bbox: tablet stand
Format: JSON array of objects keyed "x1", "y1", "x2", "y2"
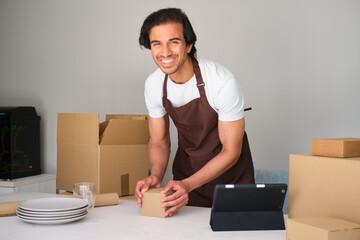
[{"x1": 210, "y1": 209, "x2": 285, "y2": 231}]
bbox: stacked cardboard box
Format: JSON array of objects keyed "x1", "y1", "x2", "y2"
[
  {"x1": 57, "y1": 113, "x2": 150, "y2": 196},
  {"x1": 287, "y1": 138, "x2": 360, "y2": 239},
  {"x1": 312, "y1": 138, "x2": 360, "y2": 158},
  {"x1": 287, "y1": 217, "x2": 360, "y2": 240}
]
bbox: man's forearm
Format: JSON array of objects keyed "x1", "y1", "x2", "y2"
[
  {"x1": 182, "y1": 147, "x2": 241, "y2": 192},
  {"x1": 148, "y1": 142, "x2": 170, "y2": 181}
]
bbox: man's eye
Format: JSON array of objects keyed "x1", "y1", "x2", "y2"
[{"x1": 170, "y1": 41, "x2": 179, "y2": 45}]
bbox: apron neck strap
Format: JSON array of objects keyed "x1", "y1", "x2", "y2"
[
  {"x1": 163, "y1": 58, "x2": 206, "y2": 98},
  {"x1": 192, "y1": 58, "x2": 206, "y2": 97}
]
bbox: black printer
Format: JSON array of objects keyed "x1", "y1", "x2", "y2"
[{"x1": 0, "y1": 107, "x2": 41, "y2": 179}]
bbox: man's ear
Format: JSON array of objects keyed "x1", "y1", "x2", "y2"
[{"x1": 187, "y1": 44, "x2": 193, "y2": 53}]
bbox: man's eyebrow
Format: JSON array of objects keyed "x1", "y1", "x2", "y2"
[
  {"x1": 150, "y1": 38, "x2": 181, "y2": 44},
  {"x1": 150, "y1": 40, "x2": 160, "y2": 44}
]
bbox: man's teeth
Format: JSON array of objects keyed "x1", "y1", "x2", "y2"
[{"x1": 162, "y1": 59, "x2": 174, "y2": 63}]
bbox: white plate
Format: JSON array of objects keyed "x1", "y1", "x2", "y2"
[
  {"x1": 17, "y1": 212, "x2": 87, "y2": 225},
  {"x1": 17, "y1": 205, "x2": 87, "y2": 216},
  {"x1": 17, "y1": 210, "x2": 87, "y2": 221},
  {"x1": 17, "y1": 208, "x2": 87, "y2": 218},
  {"x1": 18, "y1": 198, "x2": 88, "y2": 212}
]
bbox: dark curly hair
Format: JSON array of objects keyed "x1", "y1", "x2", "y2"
[{"x1": 139, "y1": 8, "x2": 197, "y2": 59}]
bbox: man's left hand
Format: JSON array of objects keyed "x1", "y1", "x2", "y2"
[{"x1": 160, "y1": 180, "x2": 190, "y2": 217}]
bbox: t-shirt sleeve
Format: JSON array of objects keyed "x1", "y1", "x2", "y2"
[
  {"x1": 144, "y1": 75, "x2": 167, "y2": 118},
  {"x1": 215, "y1": 76, "x2": 245, "y2": 121}
]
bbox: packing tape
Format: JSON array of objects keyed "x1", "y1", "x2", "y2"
[
  {"x1": 0, "y1": 201, "x2": 21, "y2": 217},
  {"x1": 94, "y1": 193, "x2": 119, "y2": 207}
]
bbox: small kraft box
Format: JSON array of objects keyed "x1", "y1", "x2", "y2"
[
  {"x1": 57, "y1": 113, "x2": 150, "y2": 196},
  {"x1": 312, "y1": 138, "x2": 360, "y2": 158},
  {"x1": 288, "y1": 154, "x2": 360, "y2": 224},
  {"x1": 287, "y1": 216, "x2": 360, "y2": 240},
  {"x1": 141, "y1": 188, "x2": 174, "y2": 218}
]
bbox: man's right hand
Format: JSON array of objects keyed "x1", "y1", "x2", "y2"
[{"x1": 135, "y1": 175, "x2": 162, "y2": 207}]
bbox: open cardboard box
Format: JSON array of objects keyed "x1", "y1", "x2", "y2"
[{"x1": 57, "y1": 113, "x2": 150, "y2": 196}]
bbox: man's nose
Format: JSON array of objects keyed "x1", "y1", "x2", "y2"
[{"x1": 161, "y1": 44, "x2": 171, "y2": 57}]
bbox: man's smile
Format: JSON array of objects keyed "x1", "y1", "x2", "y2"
[{"x1": 161, "y1": 58, "x2": 174, "y2": 64}]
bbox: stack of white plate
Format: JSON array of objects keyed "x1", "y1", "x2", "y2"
[{"x1": 16, "y1": 197, "x2": 88, "y2": 224}]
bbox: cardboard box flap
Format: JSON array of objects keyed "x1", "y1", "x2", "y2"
[
  {"x1": 100, "y1": 118, "x2": 150, "y2": 145},
  {"x1": 57, "y1": 113, "x2": 99, "y2": 144},
  {"x1": 105, "y1": 114, "x2": 148, "y2": 121},
  {"x1": 99, "y1": 120, "x2": 109, "y2": 138}
]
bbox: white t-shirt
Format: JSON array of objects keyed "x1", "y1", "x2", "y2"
[{"x1": 144, "y1": 58, "x2": 245, "y2": 122}]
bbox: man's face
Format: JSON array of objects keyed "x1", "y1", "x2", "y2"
[{"x1": 149, "y1": 22, "x2": 192, "y2": 77}]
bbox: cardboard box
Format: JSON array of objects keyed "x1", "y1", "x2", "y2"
[
  {"x1": 312, "y1": 138, "x2": 360, "y2": 158},
  {"x1": 288, "y1": 154, "x2": 360, "y2": 224},
  {"x1": 141, "y1": 188, "x2": 174, "y2": 218},
  {"x1": 287, "y1": 217, "x2": 360, "y2": 240},
  {"x1": 57, "y1": 113, "x2": 150, "y2": 196}
]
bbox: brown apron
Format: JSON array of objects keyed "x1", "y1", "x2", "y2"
[{"x1": 162, "y1": 58, "x2": 254, "y2": 207}]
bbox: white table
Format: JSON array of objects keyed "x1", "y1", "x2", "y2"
[{"x1": 0, "y1": 193, "x2": 287, "y2": 240}]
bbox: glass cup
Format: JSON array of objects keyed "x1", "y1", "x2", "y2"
[{"x1": 73, "y1": 182, "x2": 96, "y2": 209}]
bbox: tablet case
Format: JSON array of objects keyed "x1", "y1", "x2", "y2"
[{"x1": 210, "y1": 183, "x2": 287, "y2": 231}]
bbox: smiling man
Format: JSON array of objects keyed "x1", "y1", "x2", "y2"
[{"x1": 135, "y1": 8, "x2": 255, "y2": 217}]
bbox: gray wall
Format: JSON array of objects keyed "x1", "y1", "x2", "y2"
[{"x1": 1, "y1": 0, "x2": 359, "y2": 185}]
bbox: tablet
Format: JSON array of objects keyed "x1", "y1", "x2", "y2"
[{"x1": 210, "y1": 183, "x2": 287, "y2": 231}]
